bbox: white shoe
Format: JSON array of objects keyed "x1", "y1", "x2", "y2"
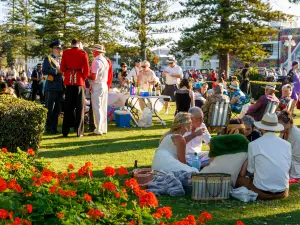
[{"x1": 164, "y1": 110, "x2": 168, "y2": 115}]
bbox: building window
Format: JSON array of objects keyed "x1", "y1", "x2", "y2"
[
  {"x1": 193, "y1": 60, "x2": 196, "y2": 67},
  {"x1": 185, "y1": 60, "x2": 192, "y2": 67},
  {"x1": 262, "y1": 44, "x2": 273, "y2": 55}
]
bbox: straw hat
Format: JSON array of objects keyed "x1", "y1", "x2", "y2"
[
  {"x1": 229, "y1": 81, "x2": 240, "y2": 90},
  {"x1": 263, "y1": 83, "x2": 278, "y2": 92},
  {"x1": 91, "y1": 44, "x2": 106, "y2": 53},
  {"x1": 254, "y1": 113, "x2": 284, "y2": 132}
]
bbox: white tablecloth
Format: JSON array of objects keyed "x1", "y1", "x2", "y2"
[{"x1": 108, "y1": 92, "x2": 168, "y2": 112}]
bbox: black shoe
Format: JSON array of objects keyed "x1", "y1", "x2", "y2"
[
  {"x1": 45, "y1": 129, "x2": 53, "y2": 134},
  {"x1": 52, "y1": 129, "x2": 60, "y2": 134},
  {"x1": 62, "y1": 134, "x2": 68, "y2": 137}
]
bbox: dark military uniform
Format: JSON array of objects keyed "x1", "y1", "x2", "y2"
[
  {"x1": 31, "y1": 64, "x2": 43, "y2": 101},
  {"x1": 42, "y1": 41, "x2": 64, "y2": 134}
]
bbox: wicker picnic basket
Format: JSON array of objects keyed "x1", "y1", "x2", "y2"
[{"x1": 192, "y1": 173, "x2": 231, "y2": 200}]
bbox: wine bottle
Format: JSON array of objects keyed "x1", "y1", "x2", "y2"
[
  {"x1": 152, "y1": 85, "x2": 156, "y2": 96},
  {"x1": 131, "y1": 160, "x2": 138, "y2": 178}
]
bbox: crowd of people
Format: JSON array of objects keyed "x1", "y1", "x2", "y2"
[{"x1": 1, "y1": 40, "x2": 300, "y2": 201}]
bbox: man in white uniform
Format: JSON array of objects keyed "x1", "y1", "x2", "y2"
[
  {"x1": 90, "y1": 44, "x2": 109, "y2": 136},
  {"x1": 162, "y1": 56, "x2": 183, "y2": 114},
  {"x1": 184, "y1": 107, "x2": 211, "y2": 166},
  {"x1": 126, "y1": 58, "x2": 142, "y2": 86},
  {"x1": 236, "y1": 113, "x2": 291, "y2": 200},
  {"x1": 7, "y1": 65, "x2": 18, "y2": 87}
]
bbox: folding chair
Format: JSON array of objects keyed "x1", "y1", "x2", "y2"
[
  {"x1": 231, "y1": 95, "x2": 251, "y2": 119},
  {"x1": 208, "y1": 101, "x2": 230, "y2": 134},
  {"x1": 264, "y1": 101, "x2": 279, "y2": 115}
]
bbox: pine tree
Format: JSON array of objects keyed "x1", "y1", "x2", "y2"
[
  {"x1": 81, "y1": 0, "x2": 120, "y2": 46},
  {"x1": 176, "y1": 0, "x2": 291, "y2": 77},
  {"x1": 0, "y1": 0, "x2": 36, "y2": 69},
  {"x1": 120, "y1": 0, "x2": 178, "y2": 60}
]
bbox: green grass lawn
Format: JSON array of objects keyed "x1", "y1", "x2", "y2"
[{"x1": 39, "y1": 105, "x2": 300, "y2": 225}]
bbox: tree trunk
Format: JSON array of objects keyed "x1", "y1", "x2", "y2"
[
  {"x1": 140, "y1": 0, "x2": 147, "y2": 60},
  {"x1": 94, "y1": 0, "x2": 100, "y2": 44},
  {"x1": 219, "y1": 52, "x2": 229, "y2": 80},
  {"x1": 219, "y1": 0, "x2": 230, "y2": 80},
  {"x1": 24, "y1": 0, "x2": 28, "y2": 72}
]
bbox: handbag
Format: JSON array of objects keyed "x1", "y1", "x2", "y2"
[
  {"x1": 192, "y1": 173, "x2": 231, "y2": 200},
  {"x1": 297, "y1": 100, "x2": 300, "y2": 110}
]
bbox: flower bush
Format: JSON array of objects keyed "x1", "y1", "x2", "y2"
[{"x1": 0, "y1": 148, "x2": 243, "y2": 225}]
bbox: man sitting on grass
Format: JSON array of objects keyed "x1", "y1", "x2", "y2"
[
  {"x1": 236, "y1": 113, "x2": 291, "y2": 200},
  {"x1": 184, "y1": 107, "x2": 211, "y2": 167}
]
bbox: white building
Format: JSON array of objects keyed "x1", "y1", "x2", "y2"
[
  {"x1": 27, "y1": 57, "x2": 43, "y2": 71},
  {"x1": 152, "y1": 48, "x2": 219, "y2": 71}
]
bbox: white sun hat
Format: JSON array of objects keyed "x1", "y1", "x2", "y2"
[{"x1": 254, "y1": 113, "x2": 284, "y2": 132}]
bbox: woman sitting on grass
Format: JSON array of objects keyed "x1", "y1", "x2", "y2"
[
  {"x1": 152, "y1": 112, "x2": 200, "y2": 173},
  {"x1": 278, "y1": 111, "x2": 300, "y2": 179}
]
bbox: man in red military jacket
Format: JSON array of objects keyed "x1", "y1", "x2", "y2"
[{"x1": 60, "y1": 39, "x2": 90, "y2": 137}]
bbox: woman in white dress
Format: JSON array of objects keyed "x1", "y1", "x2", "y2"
[
  {"x1": 278, "y1": 111, "x2": 300, "y2": 178},
  {"x1": 152, "y1": 112, "x2": 199, "y2": 173}
]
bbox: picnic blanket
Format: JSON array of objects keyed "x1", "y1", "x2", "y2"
[{"x1": 146, "y1": 171, "x2": 193, "y2": 197}]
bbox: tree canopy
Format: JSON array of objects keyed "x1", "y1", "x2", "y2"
[{"x1": 175, "y1": 0, "x2": 291, "y2": 77}]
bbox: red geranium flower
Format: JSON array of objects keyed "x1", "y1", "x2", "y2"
[
  {"x1": 0, "y1": 209, "x2": 8, "y2": 219},
  {"x1": 156, "y1": 207, "x2": 172, "y2": 219},
  {"x1": 57, "y1": 212, "x2": 64, "y2": 220},
  {"x1": 11, "y1": 217, "x2": 22, "y2": 225},
  {"x1": 8, "y1": 211, "x2": 13, "y2": 220},
  {"x1": 68, "y1": 164, "x2": 75, "y2": 170},
  {"x1": 118, "y1": 166, "x2": 129, "y2": 176},
  {"x1": 128, "y1": 220, "x2": 135, "y2": 225},
  {"x1": 0, "y1": 177, "x2": 7, "y2": 192},
  {"x1": 235, "y1": 221, "x2": 244, "y2": 225},
  {"x1": 84, "y1": 193, "x2": 92, "y2": 201},
  {"x1": 184, "y1": 215, "x2": 196, "y2": 225},
  {"x1": 103, "y1": 166, "x2": 116, "y2": 177},
  {"x1": 124, "y1": 178, "x2": 140, "y2": 194},
  {"x1": 1, "y1": 148, "x2": 8, "y2": 153},
  {"x1": 85, "y1": 162, "x2": 93, "y2": 167},
  {"x1": 27, "y1": 148, "x2": 35, "y2": 156},
  {"x1": 115, "y1": 192, "x2": 120, "y2": 198},
  {"x1": 201, "y1": 212, "x2": 212, "y2": 220},
  {"x1": 152, "y1": 213, "x2": 162, "y2": 219},
  {"x1": 27, "y1": 204, "x2": 33, "y2": 213},
  {"x1": 102, "y1": 182, "x2": 116, "y2": 192},
  {"x1": 86, "y1": 209, "x2": 103, "y2": 220},
  {"x1": 139, "y1": 191, "x2": 158, "y2": 208},
  {"x1": 22, "y1": 219, "x2": 32, "y2": 225},
  {"x1": 69, "y1": 173, "x2": 76, "y2": 180}
]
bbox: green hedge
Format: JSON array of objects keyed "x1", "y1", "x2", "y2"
[
  {"x1": 0, "y1": 95, "x2": 47, "y2": 153},
  {"x1": 205, "y1": 81, "x2": 282, "y2": 100}
]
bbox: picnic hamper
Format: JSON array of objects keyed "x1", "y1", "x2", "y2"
[{"x1": 192, "y1": 173, "x2": 231, "y2": 200}]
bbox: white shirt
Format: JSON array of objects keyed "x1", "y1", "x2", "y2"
[
  {"x1": 282, "y1": 70, "x2": 287, "y2": 77},
  {"x1": 248, "y1": 132, "x2": 291, "y2": 192},
  {"x1": 288, "y1": 126, "x2": 300, "y2": 178},
  {"x1": 164, "y1": 64, "x2": 183, "y2": 85},
  {"x1": 91, "y1": 55, "x2": 109, "y2": 83},
  {"x1": 127, "y1": 66, "x2": 141, "y2": 83},
  {"x1": 7, "y1": 69, "x2": 18, "y2": 80},
  {"x1": 184, "y1": 123, "x2": 211, "y2": 155}
]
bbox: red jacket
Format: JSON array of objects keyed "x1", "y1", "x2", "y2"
[
  {"x1": 60, "y1": 47, "x2": 90, "y2": 87},
  {"x1": 106, "y1": 57, "x2": 113, "y2": 90}
]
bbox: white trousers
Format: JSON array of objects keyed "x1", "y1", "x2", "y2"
[{"x1": 91, "y1": 82, "x2": 108, "y2": 134}]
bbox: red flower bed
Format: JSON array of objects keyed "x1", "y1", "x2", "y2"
[{"x1": 0, "y1": 148, "x2": 245, "y2": 225}]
